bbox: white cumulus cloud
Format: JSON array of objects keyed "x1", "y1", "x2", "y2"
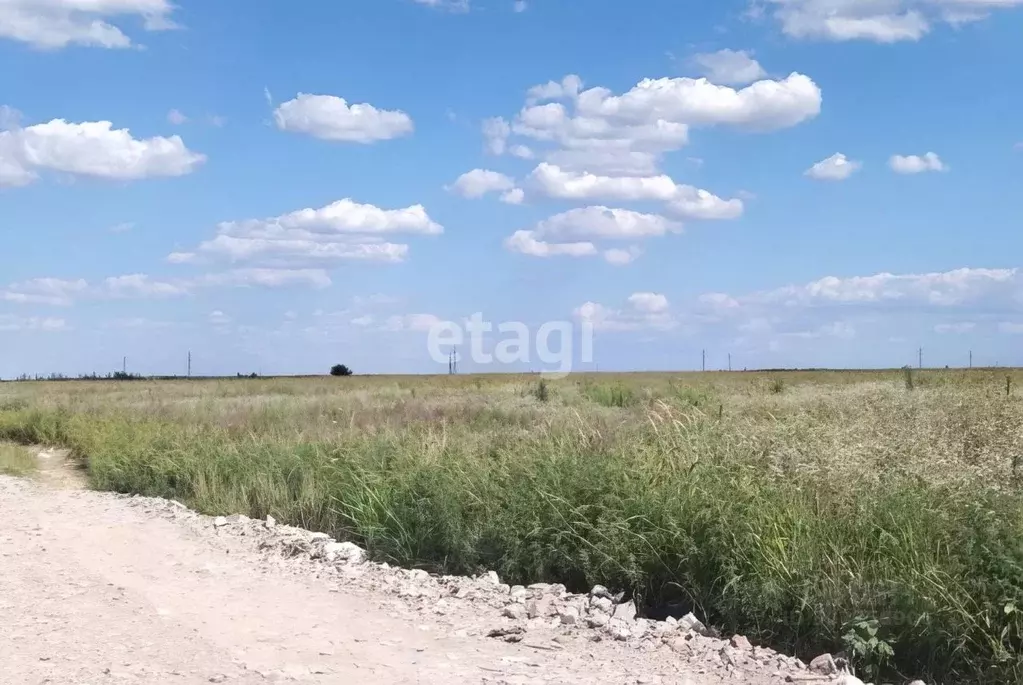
[
  {"x1": 273, "y1": 93, "x2": 413, "y2": 143},
  {"x1": 763, "y1": 0, "x2": 1023, "y2": 43},
  {"x1": 889, "y1": 152, "x2": 947, "y2": 174},
  {"x1": 0, "y1": 117, "x2": 205, "y2": 187},
  {"x1": 691, "y1": 49, "x2": 767, "y2": 85},
  {"x1": 176, "y1": 199, "x2": 441, "y2": 268},
  {"x1": 504, "y1": 230, "x2": 597, "y2": 258},
  {"x1": 526, "y1": 163, "x2": 743, "y2": 220},
  {"x1": 489, "y1": 70, "x2": 821, "y2": 175},
  {"x1": 805, "y1": 152, "x2": 862, "y2": 180},
  {"x1": 447, "y1": 169, "x2": 515, "y2": 198},
  {"x1": 0, "y1": 0, "x2": 177, "y2": 50}
]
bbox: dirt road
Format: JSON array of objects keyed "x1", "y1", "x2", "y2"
[{"x1": 0, "y1": 467, "x2": 804, "y2": 685}]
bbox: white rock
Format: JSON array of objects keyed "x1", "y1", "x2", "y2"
[
  {"x1": 213, "y1": 516, "x2": 228, "y2": 528},
  {"x1": 484, "y1": 571, "x2": 500, "y2": 585},
  {"x1": 835, "y1": 676, "x2": 866, "y2": 685},
  {"x1": 586, "y1": 614, "x2": 609, "y2": 628},
  {"x1": 590, "y1": 596, "x2": 613, "y2": 613},
  {"x1": 612, "y1": 600, "x2": 637, "y2": 622},
  {"x1": 678, "y1": 612, "x2": 708, "y2": 636},
  {"x1": 408, "y1": 569, "x2": 429, "y2": 581},
  {"x1": 264, "y1": 515, "x2": 276, "y2": 528},
  {"x1": 590, "y1": 584, "x2": 612, "y2": 599},
  {"x1": 607, "y1": 621, "x2": 631, "y2": 641},
  {"x1": 558, "y1": 606, "x2": 580, "y2": 625},
  {"x1": 309, "y1": 532, "x2": 330, "y2": 543},
  {"x1": 808, "y1": 653, "x2": 837, "y2": 675},
  {"x1": 323, "y1": 541, "x2": 365, "y2": 563},
  {"x1": 502, "y1": 604, "x2": 527, "y2": 620},
  {"x1": 226, "y1": 514, "x2": 250, "y2": 524}
]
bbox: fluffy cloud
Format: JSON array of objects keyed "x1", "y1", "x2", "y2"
[
  {"x1": 167, "y1": 109, "x2": 187, "y2": 125},
  {"x1": 0, "y1": 0, "x2": 176, "y2": 49},
  {"x1": 805, "y1": 152, "x2": 862, "y2": 180},
  {"x1": 506, "y1": 207, "x2": 689, "y2": 262},
  {"x1": 0, "y1": 315, "x2": 68, "y2": 332},
  {"x1": 504, "y1": 230, "x2": 597, "y2": 258},
  {"x1": 273, "y1": 94, "x2": 414, "y2": 143},
  {"x1": 889, "y1": 152, "x2": 947, "y2": 174},
  {"x1": 533, "y1": 206, "x2": 680, "y2": 241},
  {"x1": 175, "y1": 199, "x2": 441, "y2": 268},
  {"x1": 603, "y1": 246, "x2": 642, "y2": 265},
  {"x1": 690, "y1": 49, "x2": 767, "y2": 85},
  {"x1": 1, "y1": 277, "x2": 88, "y2": 305},
  {"x1": 0, "y1": 117, "x2": 205, "y2": 187},
  {"x1": 574, "y1": 292, "x2": 675, "y2": 331},
  {"x1": 628, "y1": 292, "x2": 669, "y2": 313},
  {"x1": 103, "y1": 274, "x2": 188, "y2": 298},
  {"x1": 2, "y1": 268, "x2": 333, "y2": 307},
  {"x1": 447, "y1": 169, "x2": 515, "y2": 198},
  {"x1": 489, "y1": 71, "x2": 820, "y2": 174},
  {"x1": 526, "y1": 163, "x2": 744, "y2": 219},
  {"x1": 764, "y1": 0, "x2": 1023, "y2": 43},
  {"x1": 733, "y1": 267, "x2": 1018, "y2": 308}
]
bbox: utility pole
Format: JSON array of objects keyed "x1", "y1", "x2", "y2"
[
  {"x1": 187, "y1": 351, "x2": 192, "y2": 378},
  {"x1": 701, "y1": 349, "x2": 706, "y2": 372},
  {"x1": 918, "y1": 347, "x2": 923, "y2": 370},
  {"x1": 123, "y1": 356, "x2": 127, "y2": 374},
  {"x1": 969, "y1": 350, "x2": 972, "y2": 369},
  {"x1": 728, "y1": 353, "x2": 732, "y2": 372}
]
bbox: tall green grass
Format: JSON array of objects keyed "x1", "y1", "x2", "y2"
[{"x1": 2, "y1": 372, "x2": 1023, "y2": 682}]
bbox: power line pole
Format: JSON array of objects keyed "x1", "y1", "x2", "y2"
[
  {"x1": 728, "y1": 353, "x2": 732, "y2": 372},
  {"x1": 122, "y1": 356, "x2": 126, "y2": 374},
  {"x1": 187, "y1": 351, "x2": 192, "y2": 378},
  {"x1": 969, "y1": 350, "x2": 972, "y2": 369},
  {"x1": 918, "y1": 347, "x2": 923, "y2": 370},
  {"x1": 701, "y1": 349, "x2": 706, "y2": 372}
]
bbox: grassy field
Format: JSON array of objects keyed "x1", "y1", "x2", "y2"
[{"x1": 2, "y1": 369, "x2": 1023, "y2": 683}]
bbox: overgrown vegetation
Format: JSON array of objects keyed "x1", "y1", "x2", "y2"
[{"x1": 2, "y1": 369, "x2": 1023, "y2": 683}]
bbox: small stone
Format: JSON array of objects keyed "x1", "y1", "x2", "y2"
[
  {"x1": 612, "y1": 600, "x2": 637, "y2": 622},
  {"x1": 484, "y1": 571, "x2": 500, "y2": 585},
  {"x1": 607, "y1": 620, "x2": 631, "y2": 641},
  {"x1": 558, "y1": 606, "x2": 579, "y2": 625},
  {"x1": 668, "y1": 636, "x2": 692, "y2": 654},
  {"x1": 509, "y1": 585, "x2": 528, "y2": 600},
  {"x1": 309, "y1": 532, "x2": 330, "y2": 543},
  {"x1": 730, "y1": 635, "x2": 753, "y2": 651},
  {"x1": 324, "y1": 541, "x2": 365, "y2": 563},
  {"x1": 590, "y1": 596, "x2": 613, "y2": 613},
  {"x1": 527, "y1": 583, "x2": 550, "y2": 591},
  {"x1": 907, "y1": 681, "x2": 927, "y2": 685},
  {"x1": 264, "y1": 515, "x2": 276, "y2": 528},
  {"x1": 590, "y1": 584, "x2": 612, "y2": 599},
  {"x1": 547, "y1": 583, "x2": 567, "y2": 596},
  {"x1": 524, "y1": 599, "x2": 540, "y2": 619},
  {"x1": 502, "y1": 604, "x2": 527, "y2": 620},
  {"x1": 678, "y1": 612, "x2": 708, "y2": 636},
  {"x1": 208, "y1": 676, "x2": 227, "y2": 683},
  {"x1": 808, "y1": 653, "x2": 837, "y2": 676},
  {"x1": 213, "y1": 516, "x2": 227, "y2": 528},
  {"x1": 408, "y1": 569, "x2": 429, "y2": 581},
  {"x1": 586, "y1": 613, "x2": 609, "y2": 628},
  {"x1": 226, "y1": 514, "x2": 249, "y2": 524}
]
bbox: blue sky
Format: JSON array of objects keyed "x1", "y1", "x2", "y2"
[{"x1": 1, "y1": 0, "x2": 1022, "y2": 377}]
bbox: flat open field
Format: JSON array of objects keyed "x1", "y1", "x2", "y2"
[{"x1": 3, "y1": 369, "x2": 1023, "y2": 683}]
